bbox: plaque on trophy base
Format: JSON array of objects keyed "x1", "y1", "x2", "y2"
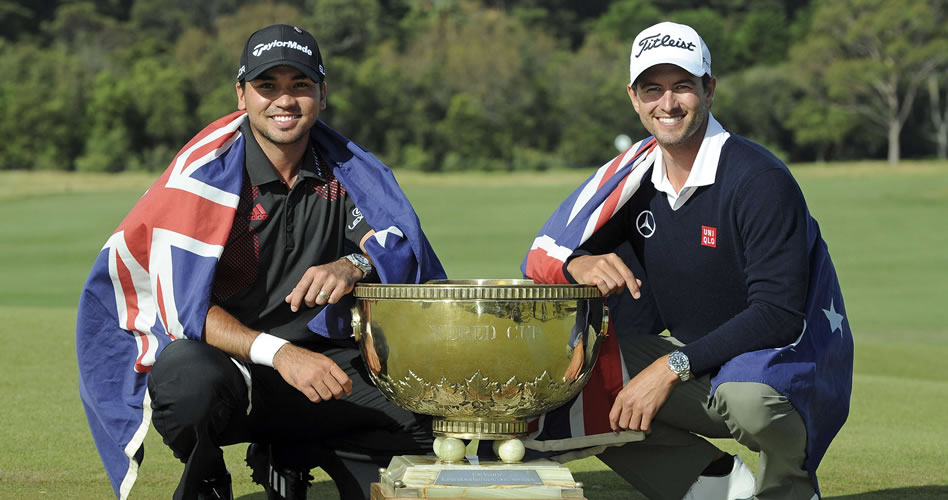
[{"x1": 372, "y1": 455, "x2": 586, "y2": 499}]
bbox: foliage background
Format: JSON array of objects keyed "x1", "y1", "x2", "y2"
[
  {"x1": 2, "y1": 1, "x2": 948, "y2": 498},
  {"x1": 2, "y1": 0, "x2": 947, "y2": 174}
]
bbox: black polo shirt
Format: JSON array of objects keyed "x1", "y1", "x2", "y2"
[{"x1": 211, "y1": 120, "x2": 372, "y2": 344}]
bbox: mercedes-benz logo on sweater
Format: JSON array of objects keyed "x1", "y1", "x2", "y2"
[{"x1": 636, "y1": 210, "x2": 656, "y2": 238}]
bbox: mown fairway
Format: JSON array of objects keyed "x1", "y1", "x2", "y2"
[{"x1": 0, "y1": 165, "x2": 946, "y2": 499}]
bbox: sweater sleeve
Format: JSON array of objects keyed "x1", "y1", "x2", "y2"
[
  {"x1": 566, "y1": 204, "x2": 666, "y2": 337},
  {"x1": 679, "y1": 168, "x2": 809, "y2": 375}
]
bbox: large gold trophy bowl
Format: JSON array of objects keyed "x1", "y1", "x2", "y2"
[{"x1": 352, "y1": 279, "x2": 607, "y2": 499}]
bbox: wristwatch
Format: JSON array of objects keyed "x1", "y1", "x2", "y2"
[
  {"x1": 344, "y1": 253, "x2": 373, "y2": 277},
  {"x1": 668, "y1": 350, "x2": 692, "y2": 382}
]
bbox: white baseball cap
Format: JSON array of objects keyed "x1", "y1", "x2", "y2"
[{"x1": 629, "y1": 22, "x2": 711, "y2": 86}]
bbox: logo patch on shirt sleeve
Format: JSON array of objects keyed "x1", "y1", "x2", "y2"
[{"x1": 701, "y1": 226, "x2": 717, "y2": 247}]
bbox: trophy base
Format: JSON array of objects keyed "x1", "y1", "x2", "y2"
[{"x1": 374, "y1": 455, "x2": 586, "y2": 499}]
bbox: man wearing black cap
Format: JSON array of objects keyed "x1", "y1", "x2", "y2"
[{"x1": 141, "y1": 24, "x2": 440, "y2": 500}]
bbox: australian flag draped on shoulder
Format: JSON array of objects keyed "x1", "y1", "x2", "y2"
[
  {"x1": 517, "y1": 138, "x2": 659, "y2": 458},
  {"x1": 76, "y1": 111, "x2": 445, "y2": 499},
  {"x1": 521, "y1": 136, "x2": 853, "y2": 493}
]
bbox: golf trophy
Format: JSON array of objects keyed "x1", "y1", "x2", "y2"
[{"x1": 351, "y1": 279, "x2": 610, "y2": 499}]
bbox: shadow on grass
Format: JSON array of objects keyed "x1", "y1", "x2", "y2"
[
  {"x1": 236, "y1": 480, "x2": 340, "y2": 499},
  {"x1": 236, "y1": 474, "x2": 642, "y2": 500},
  {"x1": 569, "y1": 470, "x2": 648, "y2": 500},
  {"x1": 827, "y1": 485, "x2": 948, "y2": 499},
  {"x1": 235, "y1": 478, "x2": 948, "y2": 500}
]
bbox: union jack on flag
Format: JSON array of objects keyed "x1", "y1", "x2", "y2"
[
  {"x1": 518, "y1": 138, "x2": 659, "y2": 455},
  {"x1": 77, "y1": 111, "x2": 445, "y2": 498}
]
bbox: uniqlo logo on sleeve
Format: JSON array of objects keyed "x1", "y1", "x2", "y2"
[{"x1": 701, "y1": 226, "x2": 717, "y2": 247}]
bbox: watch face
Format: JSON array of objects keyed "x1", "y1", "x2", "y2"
[{"x1": 669, "y1": 351, "x2": 689, "y2": 374}]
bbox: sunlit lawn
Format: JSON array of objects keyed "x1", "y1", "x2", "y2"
[{"x1": 1, "y1": 163, "x2": 946, "y2": 498}]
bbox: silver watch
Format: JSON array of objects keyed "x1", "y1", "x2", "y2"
[
  {"x1": 668, "y1": 350, "x2": 692, "y2": 382},
  {"x1": 344, "y1": 253, "x2": 373, "y2": 277}
]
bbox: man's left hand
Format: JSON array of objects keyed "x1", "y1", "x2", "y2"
[
  {"x1": 608, "y1": 354, "x2": 679, "y2": 433},
  {"x1": 285, "y1": 259, "x2": 364, "y2": 311}
]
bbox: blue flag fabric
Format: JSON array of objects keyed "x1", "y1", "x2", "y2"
[
  {"x1": 76, "y1": 111, "x2": 445, "y2": 498},
  {"x1": 522, "y1": 137, "x2": 852, "y2": 495}
]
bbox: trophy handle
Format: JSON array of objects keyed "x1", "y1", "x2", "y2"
[
  {"x1": 601, "y1": 304, "x2": 609, "y2": 337},
  {"x1": 350, "y1": 306, "x2": 362, "y2": 342}
]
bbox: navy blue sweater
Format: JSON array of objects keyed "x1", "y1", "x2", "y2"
[{"x1": 571, "y1": 136, "x2": 809, "y2": 375}]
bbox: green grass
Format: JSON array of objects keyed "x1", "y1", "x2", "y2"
[{"x1": 0, "y1": 164, "x2": 946, "y2": 499}]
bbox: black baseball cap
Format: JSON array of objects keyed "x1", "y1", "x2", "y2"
[{"x1": 237, "y1": 24, "x2": 325, "y2": 83}]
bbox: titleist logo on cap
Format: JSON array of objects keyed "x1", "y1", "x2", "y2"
[
  {"x1": 634, "y1": 33, "x2": 696, "y2": 58},
  {"x1": 252, "y1": 39, "x2": 313, "y2": 57}
]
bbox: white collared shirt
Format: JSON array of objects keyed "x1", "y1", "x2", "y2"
[{"x1": 651, "y1": 113, "x2": 730, "y2": 210}]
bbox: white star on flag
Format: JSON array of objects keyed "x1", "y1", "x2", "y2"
[
  {"x1": 822, "y1": 299, "x2": 845, "y2": 336},
  {"x1": 372, "y1": 226, "x2": 404, "y2": 248}
]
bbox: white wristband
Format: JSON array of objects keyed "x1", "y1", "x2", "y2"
[{"x1": 249, "y1": 333, "x2": 289, "y2": 367}]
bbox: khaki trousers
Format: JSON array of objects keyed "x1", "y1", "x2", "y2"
[{"x1": 596, "y1": 335, "x2": 815, "y2": 500}]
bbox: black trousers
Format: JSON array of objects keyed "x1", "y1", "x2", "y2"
[{"x1": 147, "y1": 338, "x2": 432, "y2": 500}]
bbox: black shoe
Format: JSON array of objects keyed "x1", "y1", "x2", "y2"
[
  {"x1": 247, "y1": 442, "x2": 313, "y2": 500},
  {"x1": 197, "y1": 472, "x2": 233, "y2": 500}
]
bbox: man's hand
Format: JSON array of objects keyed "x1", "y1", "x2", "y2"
[
  {"x1": 566, "y1": 254, "x2": 642, "y2": 298},
  {"x1": 285, "y1": 259, "x2": 364, "y2": 311},
  {"x1": 609, "y1": 354, "x2": 679, "y2": 433},
  {"x1": 272, "y1": 343, "x2": 353, "y2": 403}
]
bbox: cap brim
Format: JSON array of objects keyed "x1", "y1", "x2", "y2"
[
  {"x1": 630, "y1": 62, "x2": 706, "y2": 87},
  {"x1": 242, "y1": 61, "x2": 324, "y2": 83}
]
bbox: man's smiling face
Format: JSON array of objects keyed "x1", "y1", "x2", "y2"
[
  {"x1": 628, "y1": 63, "x2": 714, "y2": 151},
  {"x1": 236, "y1": 65, "x2": 326, "y2": 147}
]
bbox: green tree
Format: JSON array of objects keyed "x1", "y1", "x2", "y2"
[
  {"x1": 712, "y1": 65, "x2": 797, "y2": 161},
  {"x1": 794, "y1": 0, "x2": 948, "y2": 164},
  {"x1": 553, "y1": 32, "x2": 639, "y2": 167},
  {"x1": 588, "y1": 0, "x2": 663, "y2": 41},
  {"x1": 368, "y1": 1, "x2": 560, "y2": 171},
  {"x1": 926, "y1": 69, "x2": 948, "y2": 159},
  {"x1": 42, "y1": 2, "x2": 134, "y2": 74},
  {"x1": 304, "y1": 0, "x2": 382, "y2": 58},
  {"x1": 0, "y1": 43, "x2": 87, "y2": 170}
]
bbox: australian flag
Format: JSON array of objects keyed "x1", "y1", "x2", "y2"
[
  {"x1": 521, "y1": 137, "x2": 853, "y2": 495},
  {"x1": 76, "y1": 111, "x2": 445, "y2": 498}
]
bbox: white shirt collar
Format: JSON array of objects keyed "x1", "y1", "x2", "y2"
[{"x1": 650, "y1": 113, "x2": 730, "y2": 210}]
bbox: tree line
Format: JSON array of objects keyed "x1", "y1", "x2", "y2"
[{"x1": 1, "y1": 0, "x2": 946, "y2": 172}]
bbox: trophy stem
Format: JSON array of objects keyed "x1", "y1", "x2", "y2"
[{"x1": 431, "y1": 417, "x2": 528, "y2": 440}]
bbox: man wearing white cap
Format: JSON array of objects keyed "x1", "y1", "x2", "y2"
[{"x1": 526, "y1": 21, "x2": 852, "y2": 500}]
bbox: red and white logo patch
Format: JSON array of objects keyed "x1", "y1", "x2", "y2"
[
  {"x1": 701, "y1": 226, "x2": 717, "y2": 247},
  {"x1": 249, "y1": 203, "x2": 268, "y2": 221}
]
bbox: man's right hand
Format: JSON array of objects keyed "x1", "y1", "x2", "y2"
[
  {"x1": 272, "y1": 343, "x2": 353, "y2": 403},
  {"x1": 566, "y1": 253, "x2": 643, "y2": 298}
]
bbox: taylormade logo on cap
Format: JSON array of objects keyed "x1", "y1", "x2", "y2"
[
  {"x1": 252, "y1": 39, "x2": 313, "y2": 57},
  {"x1": 629, "y1": 22, "x2": 711, "y2": 86}
]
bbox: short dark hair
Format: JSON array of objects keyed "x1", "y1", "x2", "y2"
[{"x1": 630, "y1": 73, "x2": 713, "y2": 94}]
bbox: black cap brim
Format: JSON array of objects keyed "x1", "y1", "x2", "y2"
[{"x1": 242, "y1": 61, "x2": 324, "y2": 84}]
